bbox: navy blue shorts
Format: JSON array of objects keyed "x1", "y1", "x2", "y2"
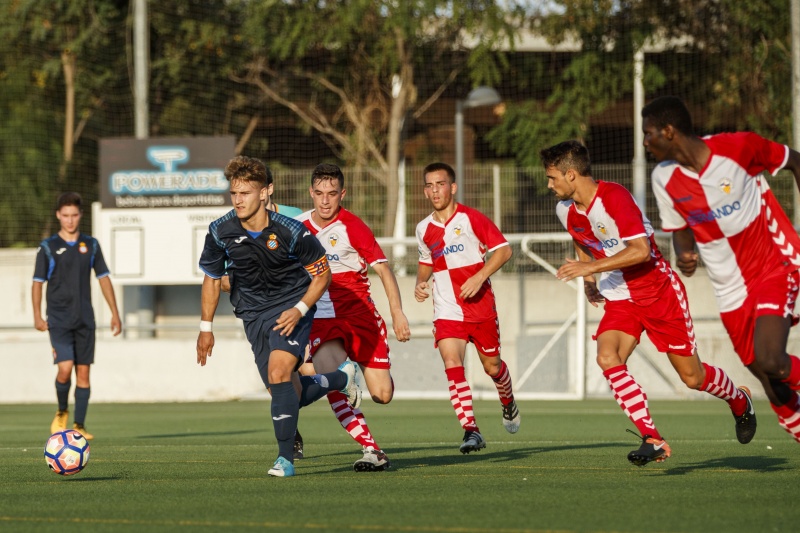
[
  {"x1": 243, "y1": 311, "x2": 314, "y2": 388},
  {"x1": 49, "y1": 327, "x2": 95, "y2": 365}
]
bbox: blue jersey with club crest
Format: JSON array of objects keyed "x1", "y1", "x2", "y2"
[{"x1": 199, "y1": 209, "x2": 328, "y2": 319}]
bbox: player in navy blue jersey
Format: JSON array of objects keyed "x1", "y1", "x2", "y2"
[
  {"x1": 33, "y1": 192, "x2": 122, "y2": 441},
  {"x1": 197, "y1": 155, "x2": 360, "y2": 478}
]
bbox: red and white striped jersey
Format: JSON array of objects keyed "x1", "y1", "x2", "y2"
[
  {"x1": 298, "y1": 207, "x2": 386, "y2": 318},
  {"x1": 556, "y1": 181, "x2": 671, "y2": 302},
  {"x1": 416, "y1": 204, "x2": 509, "y2": 322},
  {"x1": 652, "y1": 132, "x2": 800, "y2": 312}
]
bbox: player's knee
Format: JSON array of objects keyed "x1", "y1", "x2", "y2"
[
  {"x1": 753, "y1": 351, "x2": 787, "y2": 377},
  {"x1": 595, "y1": 352, "x2": 620, "y2": 371},
  {"x1": 371, "y1": 390, "x2": 393, "y2": 404},
  {"x1": 481, "y1": 359, "x2": 501, "y2": 376},
  {"x1": 678, "y1": 372, "x2": 703, "y2": 390}
]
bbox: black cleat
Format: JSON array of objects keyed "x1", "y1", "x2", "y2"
[
  {"x1": 627, "y1": 431, "x2": 671, "y2": 466},
  {"x1": 459, "y1": 430, "x2": 486, "y2": 454},
  {"x1": 733, "y1": 386, "x2": 757, "y2": 444},
  {"x1": 293, "y1": 430, "x2": 304, "y2": 460}
]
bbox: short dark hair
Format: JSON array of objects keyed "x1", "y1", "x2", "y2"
[
  {"x1": 423, "y1": 162, "x2": 455, "y2": 183},
  {"x1": 224, "y1": 155, "x2": 272, "y2": 187},
  {"x1": 641, "y1": 96, "x2": 694, "y2": 135},
  {"x1": 56, "y1": 192, "x2": 82, "y2": 211},
  {"x1": 539, "y1": 140, "x2": 592, "y2": 176},
  {"x1": 311, "y1": 163, "x2": 345, "y2": 188}
]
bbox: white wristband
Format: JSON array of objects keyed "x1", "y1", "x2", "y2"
[
  {"x1": 293, "y1": 301, "x2": 309, "y2": 317},
  {"x1": 200, "y1": 320, "x2": 213, "y2": 332}
]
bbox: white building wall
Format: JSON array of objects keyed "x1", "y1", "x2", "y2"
[{"x1": 0, "y1": 248, "x2": 775, "y2": 403}]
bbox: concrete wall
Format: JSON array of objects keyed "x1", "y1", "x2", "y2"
[{"x1": 1, "y1": 248, "x2": 780, "y2": 403}]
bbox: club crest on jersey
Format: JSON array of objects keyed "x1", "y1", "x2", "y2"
[
  {"x1": 719, "y1": 178, "x2": 732, "y2": 194},
  {"x1": 266, "y1": 234, "x2": 279, "y2": 250},
  {"x1": 453, "y1": 225, "x2": 463, "y2": 236},
  {"x1": 78, "y1": 242, "x2": 88, "y2": 254},
  {"x1": 312, "y1": 337, "x2": 321, "y2": 347},
  {"x1": 328, "y1": 233, "x2": 339, "y2": 247},
  {"x1": 596, "y1": 223, "x2": 607, "y2": 235}
]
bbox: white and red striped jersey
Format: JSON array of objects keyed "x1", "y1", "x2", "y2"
[
  {"x1": 652, "y1": 132, "x2": 800, "y2": 312},
  {"x1": 416, "y1": 204, "x2": 509, "y2": 322},
  {"x1": 557, "y1": 181, "x2": 672, "y2": 302},
  {"x1": 298, "y1": 207, "x2": 386, "y2": 318}
]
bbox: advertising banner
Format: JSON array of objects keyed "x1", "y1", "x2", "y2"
[{"x1": 99, "y1": 136, "x2": 235, "y2": 208}]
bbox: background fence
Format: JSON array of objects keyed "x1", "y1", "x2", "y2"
[
  {"x1": 1, "y1": 1, "x2": 798, "y2": 247},
  {"x1": 1, "y1": 2, "x2": 799, "y2": 402}
]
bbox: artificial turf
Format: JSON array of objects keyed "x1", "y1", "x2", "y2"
[{"x1": 1, "y1": 399, "x2": 798, "y2": 532}]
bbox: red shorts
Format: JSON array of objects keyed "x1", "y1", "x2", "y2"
[
  {"x1": 433, "y1": 318, "x2": 501, "y2": 357},
  {"x1": 308, "y1": 312, "x2": 391, "y2": 370},
  {"x1": 720, "y1": 269, "x2": 800, "y2": 366},
  {"x1": 594, "y1": 278, "x2": 696, "y2": 357}
]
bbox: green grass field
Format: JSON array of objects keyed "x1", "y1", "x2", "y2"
[{"x1": 1, "y1": 399, "x2": 798, "y2": 533}]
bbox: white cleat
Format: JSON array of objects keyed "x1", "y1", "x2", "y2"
[
  {"x1": 502, "y1": 400, "x2": 521, "y2": 434},
  {"x1": 337, "y1": 361, "x2": 362, "y2": 409},
  {"x1": 353, "y1": 447, "x2": 391, "y2": 472}
]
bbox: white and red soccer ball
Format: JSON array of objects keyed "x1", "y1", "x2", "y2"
[{"x1": 44, "y1": 429, "x2": 90, "y2": 475}]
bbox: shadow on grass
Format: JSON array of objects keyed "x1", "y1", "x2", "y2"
[
  {"x1": 306, "y1": 441, "x2": 623, "y2": 473},
  {"x1": 663, "y1": 455, "x2": 791, "y2": 475},
  {"x1": 134, "y1": 429, "x2": 266, "y2": 439},
  {"x1": 62, "y1": 475, "x2": 125, "y2": 482},
  {"x1": 395, "y1": 441, "x2": 622, "y2": 467}
]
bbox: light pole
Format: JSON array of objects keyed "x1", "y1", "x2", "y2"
[{"x1": 455, "y1": 86, "x2": 502, "y2": 205}]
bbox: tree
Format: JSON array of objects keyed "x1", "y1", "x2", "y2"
[
  {"x1": 487, "y1": 0, "x2": 795, "y2": 170},
  {"x1": 0, "y1": 0, "x2": 128, "y2": 245},
  {"x1": 233, "y1": 0, "x2": 526, "y2": 236},
  {"x1": 148, "y1": 1, "x2": 251, "y2": 139}
]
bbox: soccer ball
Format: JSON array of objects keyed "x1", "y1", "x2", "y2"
[{"x1": 44, "y1": 429, "x2": 90, "y2": 475}]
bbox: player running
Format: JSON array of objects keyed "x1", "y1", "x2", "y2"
[
  {"x1": 415, "y1": 162, "x2": 520, "y2": 454},
  {"x1": 297, "y1": 163, "x2": 411, "y2": 471},
  {"x1": 642, "y1": 96, "x2": 800, "y2": 443},
  {"x1": 197, "y1": 155, "x2": 360, "y2": 478},
  {"x1": 542, "y1": 140, "x2": 756, "y2": 465}
]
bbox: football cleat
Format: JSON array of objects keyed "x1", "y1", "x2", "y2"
[
  {"x1": 501, "y1": 400, "x2": 521, "y2": 434},
  {"x1": 50, "y1": 410, "x2": 68, "y2": 434},
  {"x1": 337, "y1": 361, "x2": 362, "y2": 409},
  {"x1": 353, "y1": 447, "x2": 391, "y2": 472},
  {"x1": 268, "y1": 456, "x2": 295, "y2": 477},
  {"x1": 733, "y1": 386, "x2": 757, "y2": 444},
  {"x1": 293, "y1": 430, "x2": 304, "y2": 460},
  {"x1": 459, "y1": 430, "x2": 486, "y2": 454},
  {"x1": 627, "y1": 431, "x2": 671, "y2": 466},
  {"x1": 72, "y1": 423, "x2": 94, "y2": 441}
]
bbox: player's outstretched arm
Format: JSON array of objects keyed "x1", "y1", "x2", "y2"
[
  {"x1": 197, "y1": 275, "x2": 221, "y2": 366},
  {"x1": 98, "y1": 276, "x2": 122, "y2": 336},
  {"x1": 373, "y1": 262, "x2": 410, "y2": 342}
]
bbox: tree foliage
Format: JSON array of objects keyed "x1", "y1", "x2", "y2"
[
  {"x1": 0, "y1": 0, "x2": 128, "y2": 244},
  {"x1": 487, "y1": 0, "x2": 795, "y2": 170},
  {"x1": 0, "y1": 1, "x2": 795, "y2": 245},
  {"x1": 232, "y1": 0, "x2": 526, "y2": 235}
]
